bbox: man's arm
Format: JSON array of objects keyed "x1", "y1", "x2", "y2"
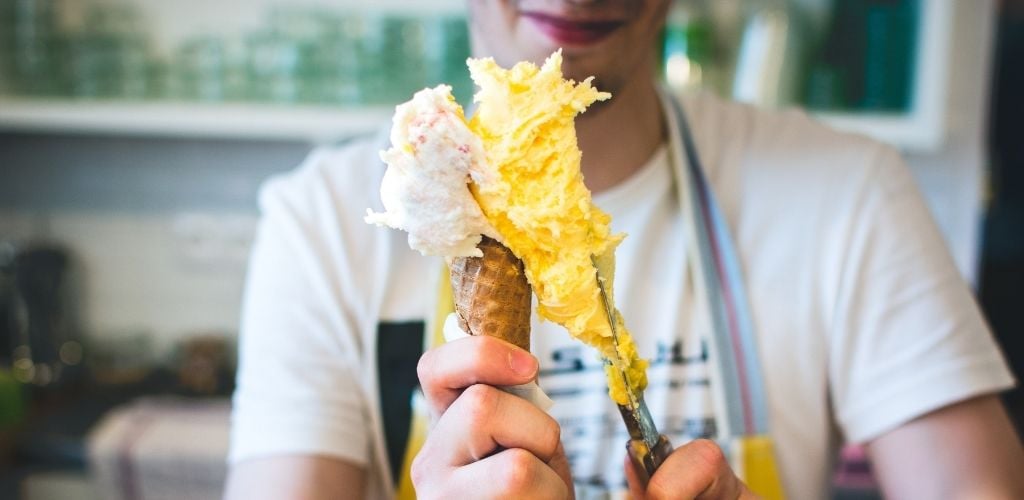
[
  {"x1": 867, "y1": 394, "x2": 1024, "y2": 499},
  {"x1": 223, "y1": 456, "x2": 366, "y2": 500}
]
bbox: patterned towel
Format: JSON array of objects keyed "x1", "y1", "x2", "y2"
[{"x1": 87, "y1": 397, "x2": 230, "y2": 500}]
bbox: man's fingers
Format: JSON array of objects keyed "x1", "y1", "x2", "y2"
[
  {"x1": 447, "y1": 448, "x2": 571, "y2": 499},
  {"x1": 417, "y1": 335, "x2": 538, "y2": 418},
  {"x1": 623, "y1": 454, "x2": 646, "y2": 498},
  {"x1": 645, "y1": 439, "x2": 752, "y2": 500},
  {"x1": 548, "y1": 442, "x2": 575, "y2": 497},
  {"x1": 624, "y1": 454, "x2": 646, "y2": 499},
  {"x1": 421, "y1": 384, "x2": 562, "y2": 466},
  {"x1": 412, "y1": 336, "x2": 571, "y2": 499}
]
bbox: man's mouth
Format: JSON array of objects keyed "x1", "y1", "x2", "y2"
[{"x1": 521, "y1": 12, "x2": 625, "y2": 46}]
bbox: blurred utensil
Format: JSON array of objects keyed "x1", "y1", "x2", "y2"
[{"x1": 592, "y1": 257, "x2": 673, "y2": 485}]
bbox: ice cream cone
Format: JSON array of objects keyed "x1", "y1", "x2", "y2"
[{"x1": 449, "y1": 236, "x2": 532, "y2": 350}]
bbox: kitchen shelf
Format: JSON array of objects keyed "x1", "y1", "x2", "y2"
[
  {"x1": 0, "y1": 98, "x2": 392, "y2": 143},
  {"x1": 0, "y1": 0, "x2": 954, "y2": 151},
  {"x1": 1, "y1": 97, "x2": 948, "y2": 151}
]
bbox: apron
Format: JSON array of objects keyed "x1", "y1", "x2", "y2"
[{"x1": 393, "y1": 93, "x2": 786, "y2": 499}]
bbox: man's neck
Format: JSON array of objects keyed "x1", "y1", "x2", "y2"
[{"x1": 577, "y1": 76, "x2": 666, "y2": 194}]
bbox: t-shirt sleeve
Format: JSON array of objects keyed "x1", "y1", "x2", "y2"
[
  {"x1": 228, "y1": 154, "x2": 371, "y2": 466},
  {"x1": 828, "y1": 145, "x2": 1015, "y2": 444}
]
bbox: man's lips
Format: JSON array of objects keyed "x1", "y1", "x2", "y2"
[{"x1": 521, "y1": 12, "x2": 624, "y2": 46}]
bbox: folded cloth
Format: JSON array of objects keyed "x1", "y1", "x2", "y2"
[
  {"x1": 442, "y1": 313, "x2": 554, "y2": 411},
  {"x1": 88, "y1": 397, "x2": 230, "y2": 500}
]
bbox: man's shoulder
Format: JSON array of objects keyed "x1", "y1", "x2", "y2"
[
  {"x1": 680, "y1": 92, "x2": 906, "y2": 229},
  {"x1": 682, "y1": 92, "x2": 893, "y2": 181},
  {"x1": 257, "y1": 130, "x2": 389, "y2": 219}
]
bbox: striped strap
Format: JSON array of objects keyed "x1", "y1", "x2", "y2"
[
  {"x1": 668, "y1": 95, "x2": 784, "y2": 498},
  {"x1": 669, "y1": 95, "x2": 770, "y2": 437}
]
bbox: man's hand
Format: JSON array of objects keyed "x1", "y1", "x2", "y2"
[
  {"x1": 413, "y1": 335, "x2": 574, "y2": 499},
  {"x1": 624, "y1": 439, "x2": 758, "y2": 499}
]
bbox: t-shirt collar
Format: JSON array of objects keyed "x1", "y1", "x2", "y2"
[{"x1": 592, "y1": 144, "x2": 672, "y2": 213}]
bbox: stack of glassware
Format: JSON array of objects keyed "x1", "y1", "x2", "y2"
[{"x1": 0, "y1": 0, "x2": 474, "y2": 107}]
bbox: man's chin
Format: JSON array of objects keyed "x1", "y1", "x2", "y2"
[
  {"x1": 562, "y1": 59, "x2": 625, "y2": 95},
  {"x1": 489, "y1": 39, "x2": 625, "y2": 96}
]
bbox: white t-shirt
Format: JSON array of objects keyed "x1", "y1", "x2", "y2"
[{"x1": 229, "y1": 92, "x2": 1014, "y2": 500}]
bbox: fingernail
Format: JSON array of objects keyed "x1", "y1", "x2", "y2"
[{"x1": 508, "y1": 349, "x2": 537, "y2": 377}]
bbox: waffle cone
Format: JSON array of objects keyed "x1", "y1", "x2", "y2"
[{"x1": 449, "y1": 236, "x2": 532, "y2": 351}]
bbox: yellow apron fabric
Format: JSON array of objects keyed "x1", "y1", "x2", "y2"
[
  {"x1": 735, "y1": 435, "x2": 786, "y2": 499},
  {"x1": 395, "y1": 264, "x2": 452, "y2": 500}
]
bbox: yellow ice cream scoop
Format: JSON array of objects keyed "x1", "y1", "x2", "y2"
[
  {"x1": 466, "y1": 50, "x2": 670, "y2": 482},
  {"x1": 466, "y1": 50, "x2": 647, "y2": 406}
]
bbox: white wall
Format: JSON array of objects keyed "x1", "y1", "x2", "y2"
[
  {"x1": 902, "y1": 0, "x2": 996, "y2": 286},
  {"x1": 0, "y1": 132, "x2": 309, "y2": 358},
  {"x1": 0, "y1": 210, "x2": 255, "y2": 357}
]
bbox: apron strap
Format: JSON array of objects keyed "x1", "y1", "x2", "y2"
[
  {"x1": 667, "y1": 95, "x2": 770, "y2": 437},
  {"x1": 666, "y1": 93, "x2": 785, "y2": 499}
]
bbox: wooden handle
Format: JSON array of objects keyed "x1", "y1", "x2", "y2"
[{"x1": 627, "y1": 435, "x2": 674, "y2": 487}]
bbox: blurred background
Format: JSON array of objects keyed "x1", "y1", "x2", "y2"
[{"x1": 0, "y1": 0, "x2": 1020, "y2": 498}]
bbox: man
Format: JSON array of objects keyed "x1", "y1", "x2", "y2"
[{"x1": 225, "y1": 1, "x2": 1024, "y2": 498}]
